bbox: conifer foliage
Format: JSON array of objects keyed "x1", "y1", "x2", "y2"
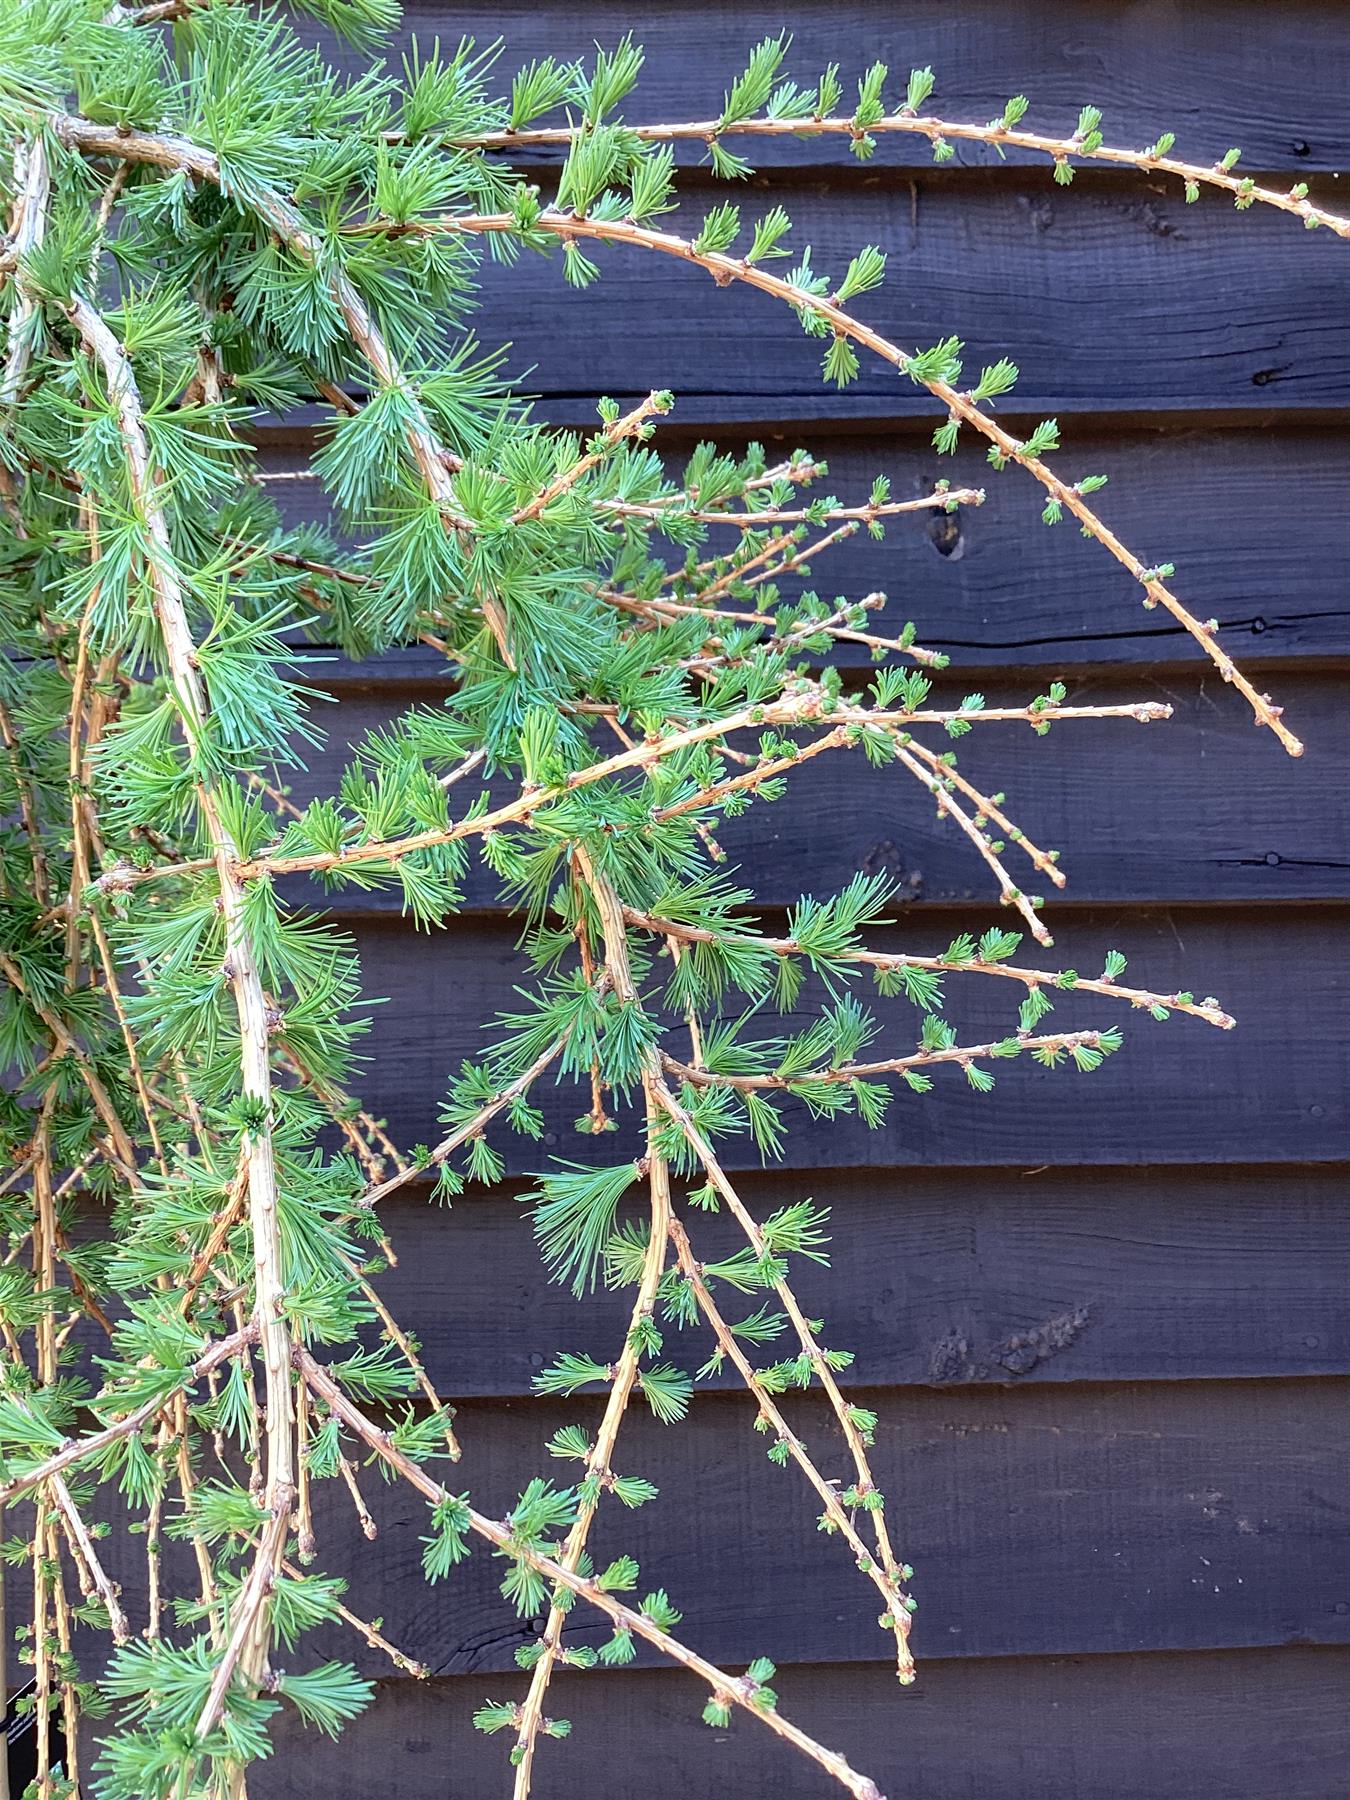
[{"x1": 0, "y1": 3, "x2": 1322, "y2": 1794}]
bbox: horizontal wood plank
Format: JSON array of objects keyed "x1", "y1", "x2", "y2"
[
  {"x1": 268, "y1": 1378, "x2": 1350, "y2": 1673},
  {"x1": 359, "y1": 1164, "x2": 1350, "y2": 1397},
  {"x1": 338, "y1": 907, "x2": 1349, "y2": 1172},
  {"x1": 263, "y1": 426, "x2": 1350, "y2": 670},
  {"x1": 258, "y1": 1646, "x2": 1350, "y2": 1800},
  {"x1": 418, "y1": 172, "x2": 1350, "y2": 425},
  {"x1": 315, "y1": 0, "x2": 1350, "y2": 176},
  {"x1": 279, "y1": 670, "x2": 1350, "y2": 913}
]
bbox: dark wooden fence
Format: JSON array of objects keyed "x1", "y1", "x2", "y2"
[{"x1": 259, "y1": 3, "x2": 1349, "y2": 1793}]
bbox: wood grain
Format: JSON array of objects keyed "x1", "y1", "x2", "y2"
[
  {"x1": 257, "y1": 1646, "x2": 1350, "y2": 1800},
  {"x1": 314, "y1": 0, "x2": 1350, "y2": 176},
  {"x1": 269, "y1": 1377, "x2": 1350, "y2": 1675},
  {"x1": 359, "y1": 1163, "x2": 1350, "y2": 1397}
]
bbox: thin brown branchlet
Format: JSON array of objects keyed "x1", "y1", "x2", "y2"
[
  {"x1": 85, "y1": 690, "x2": 1175, "y2": 894},
  {"x1": 651, "y1": 1080, "x2": 914, "y2": 1655},
  {"x1": 619, "y1": 904, "x2": 1234, "y2": 1029},
  {"x1": 446, "y1": 105, "x2": 1350, "y2": 239}
]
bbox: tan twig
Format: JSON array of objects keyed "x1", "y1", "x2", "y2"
[
  {"x1": 601, "y1": 482, "x2": 982, "y2": 527},
  {"x1": 894, "y1": 742, "x2": 1051, "y2": 943},
  {"x1": 651, "y1": 1079, "x2": 912, "y2": 1670},
  {"x1": 449, "y1": 106, "x2": 1350, "y2": 240},
  {"x1": 620, "y1": 903, "x2": 1233, "y2": 1029},
  {"x1": 192, "y1": 1483, "x2": 294, "y2": 1741},
  {"x1": 0, "y1": 1324, "x2": 256, "y2": 1508},
  {"x1": 508, "y1": 852, "x2": 676, "y2": 1792},
  {"x1": 512, "y1": 389, "x2": 667, "y2": 524},
  {"x1": 357, "y1": 1021, "x2": 582, "y2": 1207},
  {"x1": 0, "y1": 950, "x2": 137, "y2": 1175},
  {"x1": 50, "y1": 1472, "x2": 131, "y2": 1643},
  {"x1": 281, "y1": 1557, "x2": 429, "y2": 1677},
  {"x1": 666, "y1": 1213, "x2": 913, "y2": 1676},
  {"x1": 337, "y1": 1454, "x2": 378, "y2": 1541},
  {"x1": 663, "y1": 1026, "x2": 1121, "y2": 1089},
  {"x1": 901, "y1": 738, "x2": 1066, "y2": 890},
  {"x1": 510, "y1": 1080, "x2": 670, "y2": 1792},
  {"x1": 336, "y1": 1245, "x2": 461, "y2": 1461}
]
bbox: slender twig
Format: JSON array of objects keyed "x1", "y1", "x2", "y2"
[
  {"x1": 663, "y1": 1026, "x2": 1121, "y2": 1089},
  {"x1": 901, "y1": 737, "x2": 1066, "y2": 890},
  {"x1": 601, "y1": 483, "x2": 983, "y2": 526},
  {"x1": 510, "y1": 1077, "x2": 670, "y2": 1793},
  {"x1": 512, "y1": 390, "x2": 667, "y2": 524},
  {"x1": 357, "y1": 1021, "x2": 582, "y2": 1207},
  {"x1": 336, "y1": 1454, "x2": 378, "y2": 1541},
  {"x1": 0, "y1": 693, "x2": 48, "y2": 906},
  {"x1": 0, "y1": 949, "x2": 138, "y2": 1175},
  {"x1": 192, "y1": 1485, "x2": 294, "y2": 1741},
  {"x1": 335, "y1": 1245, "x2": 461, "y2": 1461},
  {"x1": 506, "y1": 853, "x2": 676, "y2": 1791},
  {"x1": 894, "y1": 742, "x2": 1051, "y2": 942},
  {"x1": 0, "y1": 1324, "x2": 257, "y2": 1507},
  {"x1": 619, "y1": 904, "x2": 1234, "y2": 1028},
  {"x1": 446, "y1": 107, "x2": 1350, "y2": 240},
  {"x1": 280, "y1": 1558, "x2": 429, "y2": 1678},
  {"x1": 666, "y1": 1213, "x2": 913, "y2": 1674},
  {"x1": 49, "y1": 1473, "x2": 131, "y2": 1643},
  {"x1": 651, "y1": 1079, "x2": 911, "y2": 1665}
]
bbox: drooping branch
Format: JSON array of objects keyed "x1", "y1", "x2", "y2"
[
  {"x1": 65, "y1": 293, "x2": 297, "y2": 1697},
  {"x1": 893, "y1": 742, "x2": 1052, "y2": 943},
  {"x1": 651, "y1": 1079, "x2": 912, "y2": 1661},
  {"x1": 666, "y1": 1211, "x2": 915, "y2": 1677},
  {"x1": 377, "y1": 207, "x2": 1302, "y2": 754},
  {"x1": 358, "y1": 1014, "x2": 591, "y2": 1207},
  {"x1": 49, "y1": 1473, "x2": 131, "y2": 1644}
]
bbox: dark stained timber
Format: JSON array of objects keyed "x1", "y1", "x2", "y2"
[
  {"x1": 258, "y1": 1646, "x2": 1350, "y2": 1800},
  {"x1": 350, "y1": 1164, "x2": 1350, "y2": 1397},
  {"x1": 337, "y1": 907, "x2": 1350, "y2": 1171},
  {"x1": 264, "y1": 1379, "x2": 1350, "y2": 1676},
  {"x1": 260, "y1": 428, "x2": 1350, "y2": 669}
]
